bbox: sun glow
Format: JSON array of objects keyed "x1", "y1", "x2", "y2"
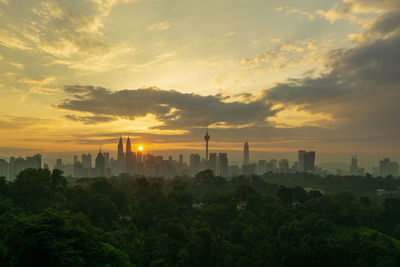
[{"x1": 138, "y1": 145, "x2": 144, "y2": 151}]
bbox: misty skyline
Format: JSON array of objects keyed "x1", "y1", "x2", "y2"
[{"x1": 1, "y1": 0, "x2": 399, "y2": 163}]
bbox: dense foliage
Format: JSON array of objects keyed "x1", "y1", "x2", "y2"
[{"x1": 1, "y1": 168, "x2": 400, "y2": 266}]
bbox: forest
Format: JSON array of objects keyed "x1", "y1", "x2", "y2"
[{"x1": 1, "y1": 168, "x2": 400, "y2": 266}]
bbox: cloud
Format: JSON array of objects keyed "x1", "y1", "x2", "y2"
[
  {"x1": 316, "y1": 0, "x2": 399, "y2": 23},
  {"x1": 0, "y1": 30, "x2": 31, "y2": 50},
  {"x1": 0, "y1": 0, "x2": 135, "y2": 72},
  {"x1": 349, "y1": 10, "x2": 400, "y2": 42},
  {"x1": 57, "y1": 86, "x2": 277, "y2": 129},
  {"x1": 147, "y1": 21, "x2": 171, "y2": 31},
  {"x1": 241, "y1": 39, "x2": 331, "y2": 73},
  {"x1": 65, "y1": 114, "x2": 117, "y2": 124},
  {"x1": 265, "y1": 24, "x2": 400, "y2": 139},
  {"x1": 19, "y1": 77, "x2": 56, "y2": 85},
  {"x1": 0, "y1": 116, "x2": 49, "y2": 129},
  {"x1": 280, "y1": 43, "x2": 304, "y2": 52}
]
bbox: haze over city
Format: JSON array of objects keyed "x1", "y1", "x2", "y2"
[{"x1": 1, "y1": 0, "x2": 400, "y2": 166}]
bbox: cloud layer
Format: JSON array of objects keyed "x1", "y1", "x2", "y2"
[{"x1": 59, "y1": 86, "x2": 277, "y2": 129}]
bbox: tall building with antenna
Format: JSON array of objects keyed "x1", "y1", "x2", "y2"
[
  {"x1": 95, "y1": 148, "x2": 105, "y2": 177},
  {"x1": 243, "y1": 142, "x2": 249, "y2": 165},
  {"x1": 118, "y1": 136, "x2": 125, "y2": 173},
  {"x1": 126, "y1": 136, "x2": 137, "y2": 174},
  {"x1": 204, "y1": 126, "x2": 210, "y2": 161}
]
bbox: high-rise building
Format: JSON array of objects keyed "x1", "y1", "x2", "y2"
[
  {"x1": 190, "y1": 154, "x2": 201, "y2": 173},
  {"x1": 179, "y1": 154, "x2": 183, "y2": 168},
  {"x1": 26, "y1": 154, "x2": 42, "y2": 169},
  {"x1": 95, "y1": 149, "x2": 105, "y2": 177},
  {"x1": 218, "y1": 153, "x2": 228, "y2": 177},
  {"x1": 82, "y1": 154, "x2": 92, "y2": 169},
  {"x1": 380, "y1": 158, "x2": 399, "y2": 177},
  {"x1": 126, "y1": 137, "x2": 137, "y2": 174},
  {"x1": 103, "y1": 152, "x2": 110, "y2": 167},
  {"x1": 0, "y1": 159, "x2": 10, "y2": 179},
  {"x1": 243, "y1": 142, "x2": 249, "y2": 165},
  {"x1": 137, "y1": 151, "x2": 143, "y2": 164},
  {"x1": 118, "y1": 136, "x2": 125, "y2": 173},
  {"x1": 304, "y1": 151, "x2": 315, "y2": 172},
  {"x1": 350, "y1": 154, "x2": 364, "y2": 176},
  {"x1": 298, "y1": 150, "x2": 315, "y2": 172},
  {"x1": 298, "y1": 150, "x2": 305, "y2": 172},
  {"x1": 243, "y1": 163, "x2": 257, "y2": 175},
  {"x1": 257, "y1": 160, "x2": 268, "y2": 175},
  {"x1": 279, "y1": 159, "x2": 290, "y2": 173},
  {"x1": 208, "y1": 153, "x2": 217, "y2": 175},
  {"x1": 204, "y1": 127, "x2": 210, "y2": 161},
  {"x1": 268, "y1": 159, "x2": 278, "y2": 173}
]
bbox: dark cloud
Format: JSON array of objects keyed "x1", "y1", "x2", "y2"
[
  {"x1": 65, "y1": 114, "x2": 116, "y2": 125},
  {"x1": 58, "y1": 86, "x2": 277, "y2": 129},
  {"x1": 265, "y1": 13, "x2": 400, "y2": 140},
  {"x1": 369, "y1": 10, "x2": 400, "y2": 35}
]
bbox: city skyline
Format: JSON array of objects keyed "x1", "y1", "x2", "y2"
[
  {"x1": 1, "y1": 132, "x2": 399, "y2": 179},
  {"x1": 0, "y1": 0, "x2": 399, "y2": 161}
]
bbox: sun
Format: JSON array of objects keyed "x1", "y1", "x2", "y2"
[{"x1": 138, "y1": 146, "x2": 143, "y2": 151}]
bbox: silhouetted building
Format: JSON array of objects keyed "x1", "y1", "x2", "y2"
[
  {"x1": 8, "y1": 154, "x2": 42, "y2": 179},
  {"x1": 229, "y1": 165, "x2": 240, "y2": 176},
  {"x1": 380, "y1": 158, "x2": 399, "y2": 177},
  {"x1": 218, "y1": 153, "x2": 228, "y2": 177},
  {"x1": 279, "y1": 159, "x2": 290, "y2": 173},
  {"x1": 208, "y1": 153, "x2": 217, "y2": 174},
  {"x1": 257, "y1": 160, "x2": 268, "y2": 175},
  {"x1": 243, "y1": 142, "x2": 249, "y2": 165},
  {"x1": 26, "y1": 154, "x2": 42, "y2": 169},
  {"x1": 243, "y1": 163, "x2": 257, "y2": 175},
  {"x1": 137, "y1": 151, "x2": 143, "y2": 164},
  {"x1": 179, "y1": 154, "x2": 183, "y2": 168},
  {"x1": 95, "y1": 149, "x2": 106, "y2": 177},
  {"x1": 118, "y1": 136, "x2": 125, "y2": 173},
  {"x1": 350, "y1": 154, "x2": 364, "y2": 176},
  {"x1": 298, "y1": 150, "x2": 315, "y2": 172},
  {"x1": 298, "y1": 150, "x2": 305, "y2": 172},
  {"x1": 0, "y1": 159, "x2": 9, "y2": 179},
  {"x1": 190, "y1": 154, "x2": 201, "y2": 174},
  {"x1": 82, "y1": 154, "x2": 92, "y2": 169},
  {"x1": 204, "y1": 127, "x2": 210, "y2": 161},
  {"x1": 268, "y1": 159, "x2": 278, "y2": 173},
  {"x1": 126, "y1": 137, "x2": 137, "y2": 174}
]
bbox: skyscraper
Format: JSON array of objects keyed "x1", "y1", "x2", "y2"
[
  {"x1": 380, "y1": 158, "x2": 399, "y2": 177},
  {"x1": 179, "y1": 154, "x2": 183, "y2": 168},
  {"x1": 95, "y1": 149, "x2": 105, "y2": 177},
  {"x1": 204, "y1": 127, "x2": 210, "y2": 161},
  {"x1": 243, "y1": 142, "x2": 249, "y2": 165},
  {"x1": 209, "y1": 153, "x2": 217, "y2": 175},
  {"x1": 304, "y1": 151, "x2": 315, "y2": 172},
  {"x1": 126, "y1": 137, "x2": 137, "y2": 174},
  {"x1": 298, "y1": 150, "x2": 315, "y2": 172},
  {"x1": 218, "y1": 153, "x2": 228, "y2": 177},
  {"x1": 118, "y1": 136, "x2": 125, "y2": 173},
  {"x1": 298, "y1": 150, "x2": 305, "y2": 172},
  {"x1": 190, "y1": 154, "x2": 201, "y2": 173}
]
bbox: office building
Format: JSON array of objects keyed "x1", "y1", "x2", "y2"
[{"x1": 218, "y1": 153, "x2": 228, "y2": 177}]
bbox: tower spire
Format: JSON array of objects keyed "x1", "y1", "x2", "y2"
[{"x1": 204, "y1": 124, "x2": 210, "y2": 161}]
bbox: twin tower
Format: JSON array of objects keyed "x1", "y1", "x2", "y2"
[{"x1": 117, "y1": 136, "x2": 142, "y2": 174}]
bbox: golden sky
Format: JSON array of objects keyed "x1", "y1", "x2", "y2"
[{"x1": 0, "y1": 0, "x2": 399, "y2": 165}]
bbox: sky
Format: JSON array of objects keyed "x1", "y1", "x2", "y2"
[{"x1": 0, "y1": 0, "x2": 399, "y2": 166}]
